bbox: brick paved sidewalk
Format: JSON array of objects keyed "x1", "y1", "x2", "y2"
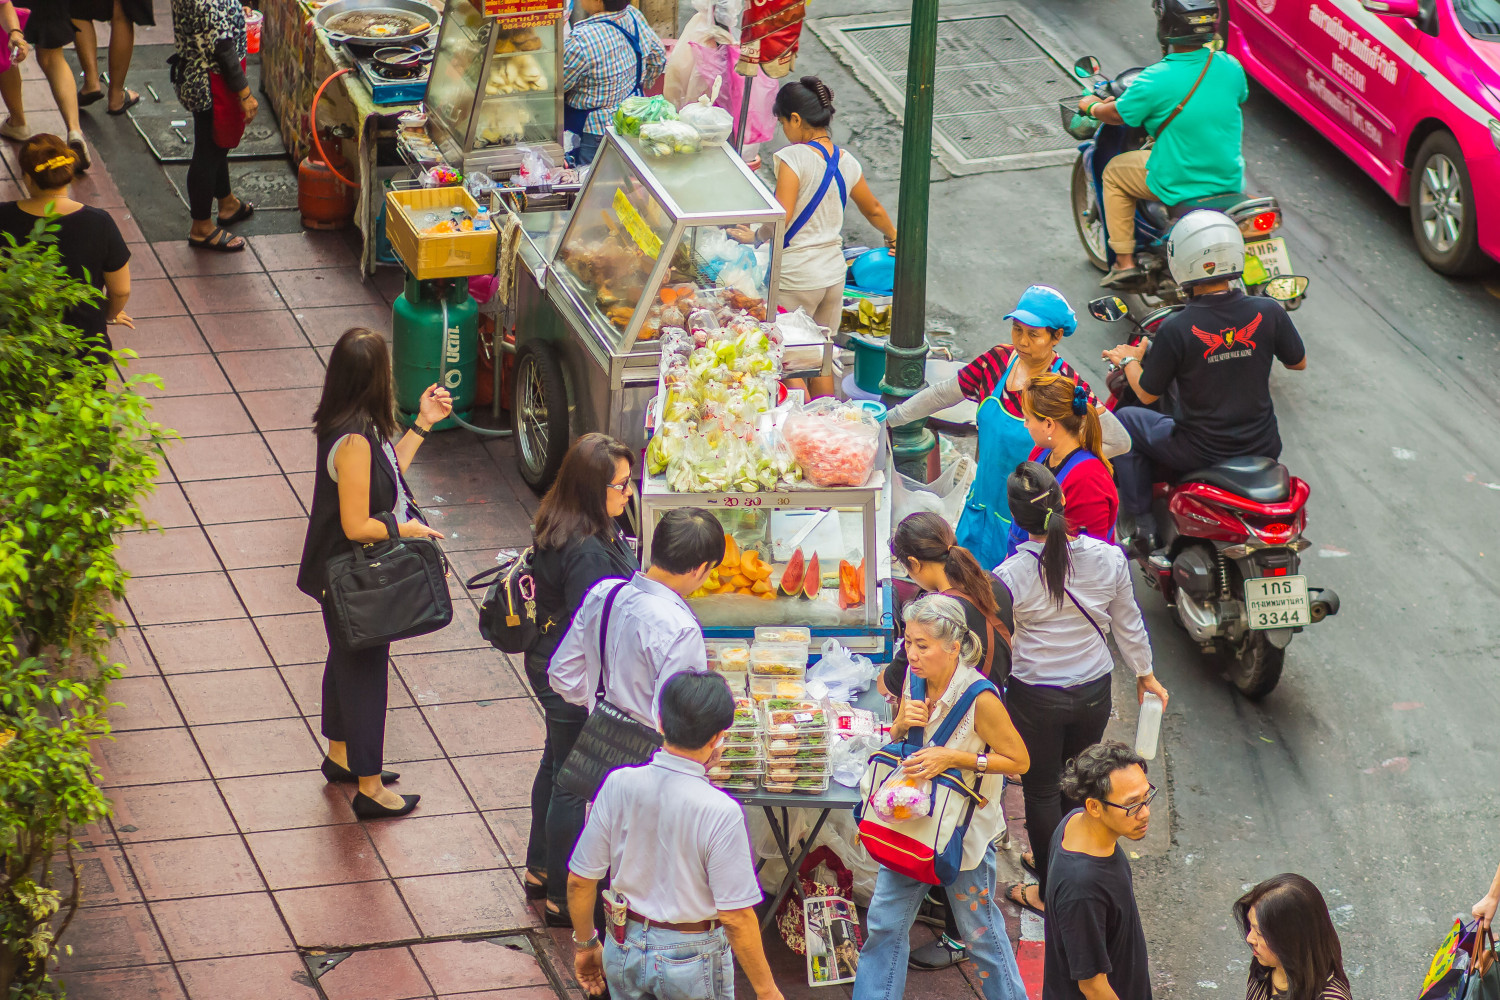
[{"x1": 1, "y1": 44, "x2": 1016, "y2": 1000}]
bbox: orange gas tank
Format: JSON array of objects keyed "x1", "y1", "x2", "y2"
[{"x1": 298, "y1": 154, "x2": 357, "y2": 230}]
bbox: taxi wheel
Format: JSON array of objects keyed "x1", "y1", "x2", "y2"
[
  {"x1": 512, "y1": 341, "x2": 569, "y2": 495},
  {"x1": 1409, "y1": 131, "x2": 1488, "y2": 277}
]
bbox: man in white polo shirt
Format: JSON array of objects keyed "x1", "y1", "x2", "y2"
[{"x1": 567, "y1": 671, "x2": 785, "y2": 1000}]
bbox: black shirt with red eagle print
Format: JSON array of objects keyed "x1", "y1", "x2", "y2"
[{"x1": 1138, "y1": 288, "x2": 1306, "y2": 461}]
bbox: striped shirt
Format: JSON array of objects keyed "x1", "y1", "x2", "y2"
[
  {"x1": 1244, "y1": 968, "x2": 1352, "y2": 1000},
  {"x1": 956, "y1": 344, "x2": 1098, "y2": 418},
  {"x1": 562, "y1": 7, "x2": 667, "y2": 135}
]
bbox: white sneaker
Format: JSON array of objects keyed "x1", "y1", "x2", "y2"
[
  {"x1": 0, "y1": 118, "x2": 32, "y2": 141},
  {"x1": 67, "y1": 130, "x2": 91, "y2": 171}
]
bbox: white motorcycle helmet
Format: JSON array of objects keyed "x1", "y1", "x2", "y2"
[{"x1": 1166, "y1": 210, "x2": 1246, "y2": 289}]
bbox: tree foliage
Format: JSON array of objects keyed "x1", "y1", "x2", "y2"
[{"x1": 0, "y1": 223, "x2": 170, "y2": 997}]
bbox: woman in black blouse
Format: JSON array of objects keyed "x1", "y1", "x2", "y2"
[
  {"x1": 1235, "y1": 874, "x2": 1353, "y2": 1000},
  {"x1": 296, "y1": 328, "x2": 451, "y2": 820},
  {"x1": 524, "y1": 432, "x2": 639, "y2": 924}
]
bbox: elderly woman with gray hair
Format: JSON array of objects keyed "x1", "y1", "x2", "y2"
[{"x1": 852, "y1": 593, "x2": 1031, "y2": 1000}]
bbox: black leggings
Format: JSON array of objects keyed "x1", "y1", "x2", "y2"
[
  {"x1": 1006, "y1": 674, "x2": 1113, "y2": 896},
  {"x1": 188, "y1": 109, "x2": 232, "y2": 222},
  {"x1": 318, "y1": 606, "x2": 390, "y2": 777}
]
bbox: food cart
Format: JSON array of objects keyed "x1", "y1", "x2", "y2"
[{"x1": 498, "y1": 128, "x2": 838, "y2": 491}]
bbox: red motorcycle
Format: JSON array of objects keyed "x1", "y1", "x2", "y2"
[{"x1": 1089, "y1": 289, "x2": 1339, "y2": 699}]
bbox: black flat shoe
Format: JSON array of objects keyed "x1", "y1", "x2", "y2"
[
  {"x1": 544, "y1": 903, "x2": 571, "y2": 928},
  {"x1": 524, "y1": 875, "x2": 547, "y2": 900},
  {"x1": 321, "y1": 756, "x2": 399, "y2": 785},
  {"x1": 352, "y1": 792, "x2": 420, "y2": 819}
]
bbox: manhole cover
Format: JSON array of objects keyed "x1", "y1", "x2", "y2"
[
  {"x1": 164, "y1": 160, "x2": 301, "y2": 211},
  {"x1": 809, "y1": 5, "x2": 1080, "y2": 174}
]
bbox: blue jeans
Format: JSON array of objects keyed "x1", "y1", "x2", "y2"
[
  {"x1": 604, "y1": 922, "x2": 733, "y2": 1000},
  {"x1": 853, "y1": 846, "x2": 1024, "y2": 1000},
  {"x1": 1112, "y1": 406, "x2": 1205, "y2": 516},
  {"x1": 575, "y1": 132, "x2": 603, "y2": 166}
]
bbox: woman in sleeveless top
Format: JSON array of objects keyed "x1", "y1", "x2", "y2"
[
  {"x1": 296, "y1": 329, "x2": 450, "y2": 821},
  {"x1": 853, "y1": 594, "x2": 1029, "y2": 1000},
  {"x1": 730, "y1": 76, "x2": 896, "y2": 396}
]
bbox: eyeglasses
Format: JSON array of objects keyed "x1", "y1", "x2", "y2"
[
  {"x1": 607, "y1": 479, "x2": 634, "y2": 495},
  {"x1": 1101, "y1": 783, "x2": 1157, "y2": 818}
]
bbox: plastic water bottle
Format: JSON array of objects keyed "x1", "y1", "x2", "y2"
[{"x1": 1135, "y1": 692, "x2": 1164, "y2": 760}]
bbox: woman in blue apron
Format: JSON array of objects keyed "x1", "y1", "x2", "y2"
[
  {"x1": 730, "y1": 77, "x2": 897, "y2": 396},
  {"x1": 561, "y1": 0, "x2": 666, "y2": 165},
  {"x1": 1004, "y1": 372, "x2": 1119, "y2": 559},
  {"x1": 886, "y1": 285, "x2": 1130, "y2": 572}
]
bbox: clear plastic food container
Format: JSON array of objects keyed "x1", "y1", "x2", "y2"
[
  {"x1": 709, "y1": 643, "x2": 752, "y2": 673},
  {"x1": 763, "y1": 701, "x2": 828, "y2": 729},
  {"x1": 764, "y1": 761, "x2": 832, "y2": 783},
  {"x1": 763, "y1": 734, "x2": 829, "y2": 757},
  {"x1": 749, "y1": 676, "x2": 808, "y2": 702},
  {"x1": 754, "y1": 626, "x2": 812, "y2": 646},
  {"x1": 749, "y1": 643, "x2": 809, "y2": 677},
  {"x1": 732, "y1": 698, "x2": 758, "y2": 727},
  {"x1": 761, "y1": 774, "x2": 830, "y2": 794}
]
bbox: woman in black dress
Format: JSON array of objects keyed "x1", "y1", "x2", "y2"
[
  {"x1": 523, "y1": 432, "x2": 639, "y2": 924},
  {"x1": 71, "y1": 0, "x2": 154, "y2": 115},
  {"x1": 296, "y1": 328, "x2": 452, "y2": 820}
]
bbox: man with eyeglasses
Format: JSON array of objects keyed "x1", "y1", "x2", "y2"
[{"x1": 1043, "y1": 741, "x2": 1156, "y2": 1000}]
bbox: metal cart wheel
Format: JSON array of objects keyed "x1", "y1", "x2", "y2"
[{"x1": 511, "y1": 341, "x2": 570, "y2": 494}]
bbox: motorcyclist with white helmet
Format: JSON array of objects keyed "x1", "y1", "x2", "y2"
[
  {"x1": 1102, "y1": 211, "x2": 1307, "y2": 554},
  {"x1": 1079, "y1": 0, "x2": 1249, "y2": 289}
]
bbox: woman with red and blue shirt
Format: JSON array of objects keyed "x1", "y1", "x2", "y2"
[
  {"x1": 1006, "y1": 372, "x2": 1118, "y2": 558},
  {"x1": 887, "y1": 285, "x2": 1129, "y2": 572}
]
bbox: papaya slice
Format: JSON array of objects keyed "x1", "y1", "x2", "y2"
[
  {"x1": 729, "y1": 573, "x2": 753, "y2": 589},
  {"x1": 751, "y1": 579, "x2": 771, "y2": 594},
  {"x1": 720, "y1": 534, "x2": 741, "y2": 570},
  {"x1": 803, "y1": 553, "x2": 822, "y2": 600},
  {"x1": 714, "y1": 582, "x2": 738, "y2": 595},
  {"x1": 742, "y1": 551, "x2": 771, "y2": 581},
  {"x1": 760, "y1": 590, "x2": 778, "y2": 600},
  {"x1": 737, "y1": 586, "x2": 756, "y2": 596},
  {"x1": 838, "y1": 559, "x2": 864, "y2": 610},
  {"x1": 778, "y1": 548, "x2": 805, "y2": 597}
]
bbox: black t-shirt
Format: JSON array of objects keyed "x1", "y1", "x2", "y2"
[
  {"x1": 884, "y1": 579, "x2": 1015, "y2": 696},
  {"x1": 0, "y1": 202, "x2": 131, "y2": 351},
  {"x1": 1138, "y1": 289, "x2": 1304, "y2": 461},
  {"x1": 527, "y1": 528, "x2": 639, "y2": 665},
  {"x1": 1043, "y1": 810, "x2": 1151, "y2": 1000}
]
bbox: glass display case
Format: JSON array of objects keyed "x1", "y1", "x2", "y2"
[
  {"x1": 638, "y1": 467, "x2": 893, "y2": 655},
  {"x1": 548, "y1": 130, "x2": 787, "y2": 360},
  {"x1": 424, "y1": 0, "x2": 564, "y2": 174}
]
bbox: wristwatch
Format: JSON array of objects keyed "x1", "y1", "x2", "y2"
[
  {"x1": 573, "y1": 931, "x2": 601, "y2": 950},
  {"x1": 1120, "y1": 355, "x2": 1139, "y2": 368},
  {"x1": 975, "y1": 753, "x2": 988, "y2": 774}
]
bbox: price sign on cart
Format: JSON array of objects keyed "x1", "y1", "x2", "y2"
[{"x1": 483, "y1": 0, "x2": 566, "y2": 27}]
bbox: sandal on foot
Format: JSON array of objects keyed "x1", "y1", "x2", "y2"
[
  {"x1": 524, "y1": 871, "x2": 547, "y2": 900},
  {"x1": 1100, "y1": 266, "x2": 1142, "y2": 289},
  {"x1": 217, "y1": 199, "x2": 254, "y2": 227},
  {"x1": 1021, "y1": 850, "x2": 1038, "y2": 876},
  {"x1": 188, "y1": 226, "x2": 246, "y2": 253},
  {"x1": 78, "y1": 89, "x2": 105, "y2": 107},
  {"x1": 1007, "y1": 881, "x2": 1045, "y2": 917},
  {"x1": 107, "y1": 91, "x2": 142, "y2": 116}
]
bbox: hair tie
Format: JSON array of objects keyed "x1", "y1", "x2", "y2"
[
  {"x1": 1071, "y1": 384, "x2": 1088, "y2": 417},
  {"x1": 1043, "y1": 508, "x2": 1052, "y2": 530},
  {"x1": 947, "y1": 544, "x2": 956, "y2": 553},
  {"x1": 32, "y1": 153, "x2": 76, "y2": 174}
]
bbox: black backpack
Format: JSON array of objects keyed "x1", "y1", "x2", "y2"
[{"x1": 467, "y1": 547, "x2": 541, "y2": 654}]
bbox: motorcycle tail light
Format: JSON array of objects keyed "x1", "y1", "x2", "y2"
[
  {"x1": 1265, "y1": 567, "x2": 1288, "y2": 577},
  {"x1": 1252, "y1": 521, "x2": 1297, "y2": 544},
  {"x1": 1240, "y1": 211, "x2": 1280, "y2": 236}
]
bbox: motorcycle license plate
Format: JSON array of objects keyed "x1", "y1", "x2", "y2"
[
  {"x1": 1244, "y1": 575, "x2": 1310, "y2": 629},
  {"x1": 1246, "y1": 237, "x2": 1292, "y2": 279}
]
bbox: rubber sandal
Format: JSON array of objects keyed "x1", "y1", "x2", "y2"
[
  {"x1": 188, "y1": 226, "x2": 247, "y2": 253},
  {"x1": 1006, "y1": 881, "x2": 1045, "y2": 917},
  {"x1": 107, "y1": 91, "x2": 142, "y2": 116},
  {"x1": 78, "y1": 89, "x2": 104, "y2": 108},
  {"x1": 1100, "y1": 266, "x2": 1142, "y2": 289},
  {"x1": 1021, "y1": 850, "x2": 1038, "y2": 876},
  {"x1": 216, "y1": 199, "x2": 255, "y2": 227}
]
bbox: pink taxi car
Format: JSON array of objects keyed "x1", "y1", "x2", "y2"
[{"x1": 1225, "y1": 0, "x2": 1500, "y2": 274}]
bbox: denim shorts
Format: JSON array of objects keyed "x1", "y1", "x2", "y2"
[{"x1": 603, "y1": 921, "x2": 733, "y2": 1000}]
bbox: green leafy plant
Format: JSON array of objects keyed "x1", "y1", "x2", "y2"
[{"x1": 0, "y1": 223, "x2": 170, "y2": 997}]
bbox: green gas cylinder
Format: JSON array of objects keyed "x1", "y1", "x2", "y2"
[{"x1": 392, "y1": 275, "x2": 476, "y2": 431}]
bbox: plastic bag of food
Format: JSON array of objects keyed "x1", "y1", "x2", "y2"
[
  {"x1": 780, "y1": 399, "x2": 882, "y2": 488},
  {"x1": 614, "y1": 95, "x2": 678, "y2": 135},
  {"x1": 871, "y1": 773, "x2": 932, "y2": 822},
  {"x1": 678, "y1": 92, "x2": 735, "y2": 145},
  {"x1": 639, "y1": 119, "x2": 703, "y2": 157}
]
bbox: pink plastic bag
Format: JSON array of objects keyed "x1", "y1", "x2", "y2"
[{"x1": 685, "y1": 41, "x2": 777, "y2": 145}]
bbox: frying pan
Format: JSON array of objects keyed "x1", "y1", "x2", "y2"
[{"x1": 313, "y1": 0, "x2": 439, "y2": 47}]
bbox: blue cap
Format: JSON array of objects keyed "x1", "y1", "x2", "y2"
[{"x1": 1004, "y1": 285, "x2": 1077, "y2": 336}]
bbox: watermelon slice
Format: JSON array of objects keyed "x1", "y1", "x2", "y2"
[
  {"x1": 803, "y1": 554, "x2": 822, "y2": 600},
  {"x1": 778, "y1": 548, "x2": 805, "y2": 597}
]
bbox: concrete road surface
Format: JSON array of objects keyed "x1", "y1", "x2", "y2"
[{"x1": 775, "y1": 0, "x2": 1500, "y2": 993}]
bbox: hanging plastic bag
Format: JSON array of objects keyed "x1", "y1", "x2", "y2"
[
  {"x1": 615, "y1": 95, "x2": 678, "y2": 135},
  {"x1": 806, "y1": 638, "x2": 876, "y2": 702},
  {"x1": 891, "y1": 455, "x2": 976, "y2": 528},
  {"x1": 679, "y1": 78, "x2": 735, "y2": 145}
]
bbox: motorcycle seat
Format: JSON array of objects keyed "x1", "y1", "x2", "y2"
[
  {"x1": 1179, "y1": 456, "x2": 1290, "y2": 503},
  {"x1": 1168, "y1": 192, "x2": 1249, "y2": 219}
]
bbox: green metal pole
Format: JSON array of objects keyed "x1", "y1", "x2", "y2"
[{"x1": 881, "y1": 0, "x2": 939, "y2": 480}]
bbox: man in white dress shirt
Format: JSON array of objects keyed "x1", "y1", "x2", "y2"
[
  {"x1": 549, "y1": 507, "x2": 724, "y2": 727},
  {"x1": 568, "y1": 671, "x2": 785, "y2": 1000}
]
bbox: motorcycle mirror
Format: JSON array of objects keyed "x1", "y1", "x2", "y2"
[
  {"x1": 1262, "y1": 275, "x2": 1310, "y2": 302},
  {"x1": 1088, "y1": 295, "x2": 1130, "y2": 323},
  {"x1": 1073, "y1": 56, "x2": 1101, "y2": 78}
]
